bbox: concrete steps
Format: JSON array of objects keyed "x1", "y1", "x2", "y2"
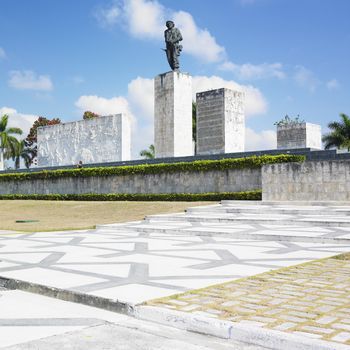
[
  {"x1": 97, "y1": 201, "x2": 350, "y2": 244},
  {"x1": 145, "y1": 213, "x2": 350, "y2": 227},
  {"x1": 186, "y1": 205, "x2": 350, "y2": 216}
]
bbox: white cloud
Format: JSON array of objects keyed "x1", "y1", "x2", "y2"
[
  {"x1": 124, "y1": 0, "x2": 165, "y2": 39},
  {"x1": 220, "y1": 61, "x2": 286, "y2": 80},
  {"x1": 8, "y1": 70, "x2": 53, "y2": 91},
  {"x1": 0, "y1": 47, "x2": 6, "y2": 59},
  {"x1": 128, "y1": 77, "x2": 154, "y2": 121},
  {"x1": 192, "y1": 75, "x2": 267, "y2": 116},
  {"x1": 0, "y1": 107, "x2": 37, "y2": 136},
  {"x1": 294, "y1": 65, "x2": 319, "y2": 92},
  {"x1": 173, "y1": 11, "x2": 226, "y2": 63},
  {"x1": 95, "y1": 2, "x2": 120, "y2": 28},
  {"x1": 326, "y1": 79, "x2": 340, "y2": 90},
  {"x1": 245, "y1": 128, "x2": 276, "y2": 151},
  {"x1": 132, "y1": 123, "x2": 154, "y2": 158},
  {"x1": 97, "y1": 0, "x2": 225, "y2": 63},
  {"x1": 75, "y1": 95, "x2": 131, "y2": 116}
]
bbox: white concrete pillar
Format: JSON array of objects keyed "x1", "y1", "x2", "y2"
[
  {"x1": 154, "y1": 71, "x2": 193, "y2": 158},
  {"x1": 196, "y1": 88, "x2": 245, "y2": 155}
]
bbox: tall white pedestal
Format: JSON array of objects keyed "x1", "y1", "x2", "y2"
[
  {"x1": 154, "y1": 71, "x2": 193, "y2": 158},
  {"x1": 196, "y1": 88, "x2": 245, "y2": 155}
]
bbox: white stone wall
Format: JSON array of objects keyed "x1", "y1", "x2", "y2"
[
  {"x1": 262, "y1": 160, "x2": 350, "y2": 201},
  {"x1": 154, "y1": 71, "x2": 193, "y2": 158},
  {"x1": 196, "y1": 88, "x2": 245, "y2": 155},
  {"x1": 0, "y1": 167, "x2": 261, "y2": 195},
  {"x1": 277, "y1": 122, "x2": 321, "y2": 150},
  {"x1": 37, "y1": 114, "x2": 131, "y2": 167}
]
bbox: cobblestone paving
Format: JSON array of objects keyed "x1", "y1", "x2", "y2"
[{"x1": 147, "y1": 253, "x2": 350, "y2": 346}]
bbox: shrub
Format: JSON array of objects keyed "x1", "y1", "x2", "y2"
[
  {"x1": 0, "y1": 190, "x2": 262, "y2": 201},
  {"x1": 0, "y1": 154, "x2": 305, "y2": 182}
]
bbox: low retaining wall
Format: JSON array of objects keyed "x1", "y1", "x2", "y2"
[
  {"x1": 0, "y1": 168, "x2": 261, "y2": 195},
  {"x1": 262, "y1": 160, "x2": 350, "y2": 201}
]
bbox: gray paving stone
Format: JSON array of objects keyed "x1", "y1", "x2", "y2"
[
  {"x1": 332, "y1": 332, "x2": 350, "y2": 343},
  {"x1": 316, "y1": 316, "x2": 338, "y2": 325},
  {"x1": 333, "y1": 323, "x2": 350, "y2": 331},
  {"x1": 301, "y1": 326, "x2": 334, "y2": 334},
  {"x1": 273, "y1": 322, "x2": 296, "y2": 331}
]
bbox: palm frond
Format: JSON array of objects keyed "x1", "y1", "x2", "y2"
[
  {"x1": 139, "y1": 144, "x2": 155, "y2": 159},
  {"x1": 327, "y1": 121, "x2": 343, "y2": 130},
  {"x1": 0, "y1": 115, "x2": 9, "y2": 132},
  {"x1": 6, "y1": 127, "x2": 23, "y2": 135}
]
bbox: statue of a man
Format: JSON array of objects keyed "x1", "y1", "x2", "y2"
[{"x1": 164, "y1": 20, "x2": 183, "y2": 72}]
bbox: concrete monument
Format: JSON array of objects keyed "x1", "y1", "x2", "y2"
[
  {"x1": 277, "y1": 122, "x2": 322, "y2": 150},
  {"x1": 37, "y1": 114, "x2": 131, "y2": 167},
  {"x1": 154, "y1": 72, "x2": 193, "y2": 158},
  {"x1": 196, "y1": 88, "x2": 245, "y2": 155}
]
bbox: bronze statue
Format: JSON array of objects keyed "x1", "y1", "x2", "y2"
[{"x1": 164, "y1": 21, "x2": 183, "y2": 72}]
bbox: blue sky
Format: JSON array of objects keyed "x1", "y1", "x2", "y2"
[{"x1": 1, "y1": 0, "x2": 350, "y2": 156}]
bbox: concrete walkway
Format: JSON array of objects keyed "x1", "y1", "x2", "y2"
[
  {"x1": 0, "y1": 288, "x2": 262, "y2": 349},
  {"x1": 0, "y1": 201, "x2": 350, "y2": 349}
]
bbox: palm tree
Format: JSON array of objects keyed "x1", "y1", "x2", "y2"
[
  {"x1": 322, "y1": 113, "x2": 350, "y2": 151},
  {"x1": 12, "y1": 140, "x2": 34, "y2": 169},
  {"x1": 0, "y1": 115, "x2": 23, "y2": 170},
  {"x1": 140, "y1": 144, "x2": 155, "y2": 159}
]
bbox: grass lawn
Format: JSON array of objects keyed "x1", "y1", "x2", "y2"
[{"x1": 0, "y1": 200, "x2": 215, "y2": 232}]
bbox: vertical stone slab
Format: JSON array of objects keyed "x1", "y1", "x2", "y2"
[
  {"x1": 154, "y1": 71, "x2": 193, "y2": 158},
  {"x1": 277, "y1": 122, "x2": 322, "y2": 150},
  {"x1": 37, "y1": 114, "x2": 131, "y2": 167},
  {"x1": 196, "y1": 88, "x2": 245, "y2": 155}
]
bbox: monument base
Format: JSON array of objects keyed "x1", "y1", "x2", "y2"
[{"x1": 154, "y1": 71, "x2": 193, "y2": 158}]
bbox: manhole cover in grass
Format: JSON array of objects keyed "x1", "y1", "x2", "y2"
[{"x1": 15, "y1": 220, "x2": 40, "y2": 223}]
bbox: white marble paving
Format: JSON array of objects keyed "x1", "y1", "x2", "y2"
[
  {"x1": 92, "y1": 284, "x2": 180, "y2": 304},
  {"x1": 0, "y1": 202, "x2": 350, "y2": 306},
  {"x1": 0, "y1": 289, "x2": 128, "y2": 348}
]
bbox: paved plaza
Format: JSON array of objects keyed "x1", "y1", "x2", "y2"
[
  {"x1": 0, "y1": 228, "x2": 348, "y2": 305},
  {"x1": 0, "y1": 201, "x2": 350, "y2": 349}
]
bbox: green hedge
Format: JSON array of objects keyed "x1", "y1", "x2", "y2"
[
  {"x1": 0, "y1": 190, "x2": 262, "y2": 201},
  {"x1": 0, "y1": 154, "x2": 305, "y2": 182}
]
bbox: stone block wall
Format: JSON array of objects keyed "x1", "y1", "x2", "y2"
[
  {"x1": 196, "y1": 88, "x2": 245, "y2": 155},
  {"x1": 262, "y1": 160, "x2": 350, "y2": 201},
  {"x1": 154, "y1": 71, "x2": 193, "y2": 158},
  {"x1": 0, "y1": 168, "x2": 261, "y2": 195},
  {"x1": 37, "y1": 114, "x2": 131, "y2": 167},
  {"x1": 277, "y1": 122, "x2": 321, "y2": 150}
]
